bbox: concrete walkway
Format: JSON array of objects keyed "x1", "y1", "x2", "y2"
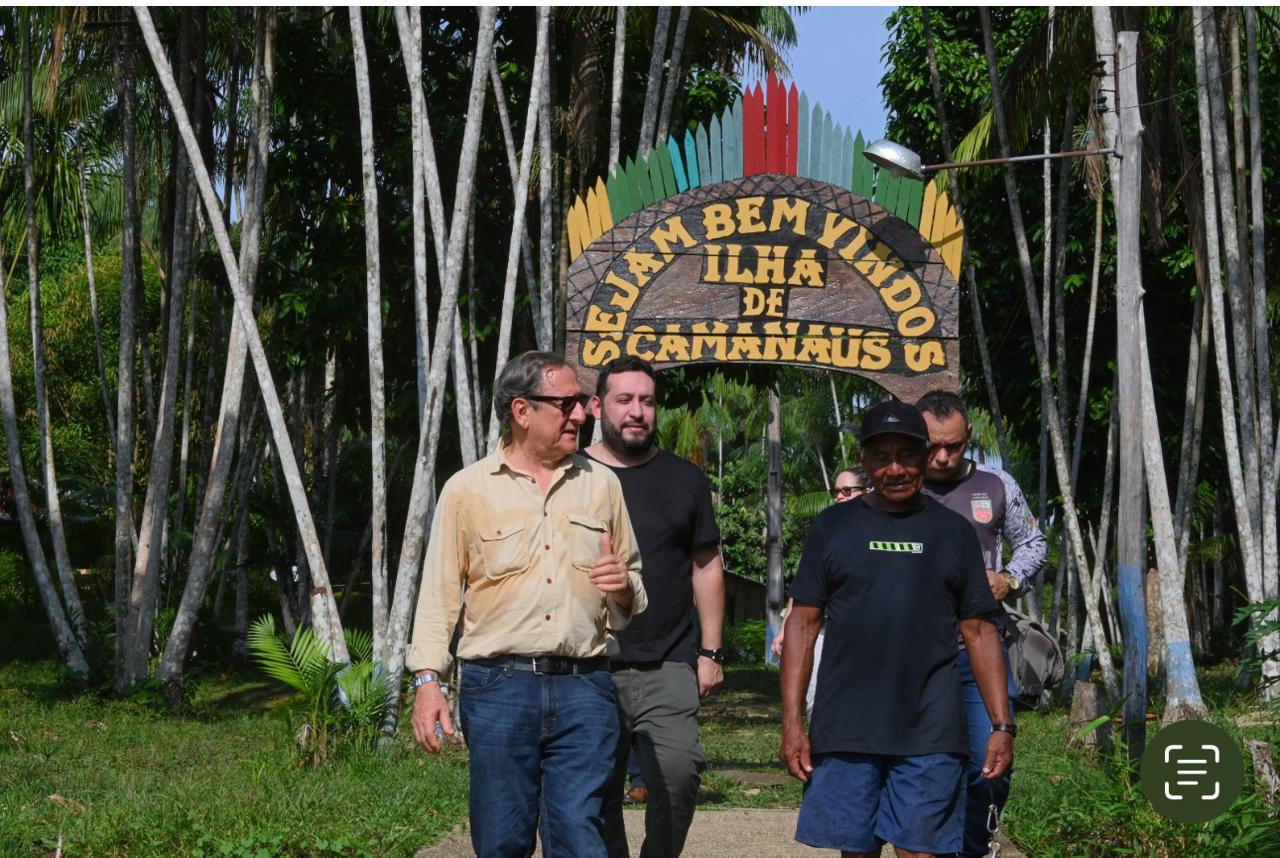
[{"x1": 415, "y1": 808, "x2": 1028, "y2": 857}]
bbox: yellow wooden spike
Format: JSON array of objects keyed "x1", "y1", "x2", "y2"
[
  {"x1": 586, "y1": 187, "x2": 605, "y2": 245},
  {"x1": 594, "y1": 177, "x2": 614, "y2": 231},
  {"x1": 568, "y1": 197, "x2": 589, "y2": 261}
]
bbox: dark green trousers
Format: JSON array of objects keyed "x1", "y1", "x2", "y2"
[{"x1": 602, "y1": 661, "x2": 706, "y2": 858}]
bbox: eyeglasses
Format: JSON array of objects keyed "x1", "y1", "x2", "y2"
[
  {"x1": 524, "y1": 393, "x2": 590, "y2": 416},
  {"x1": 831, "y1": 485, "x2": 870, "y2": 498}
]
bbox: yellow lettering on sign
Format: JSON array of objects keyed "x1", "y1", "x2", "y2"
[
  {"x1": 816, "y1": 212, "x2": 858, "y2": 249},
  {"x1": 586, "y1": 305, "x2": 627, "y2": 331},
  {"x1": 703, "y1": 203, "x2": 736, "y2": 240},
  {"x1": 761, "y1": 322, "x2": 800, "y2": 361},
  {"x1": 788, "y1": 249, "x2": 825, "y2": 286},
  {"x1": 852, "y1": 242, "x2": 901, "y2": 287},
  {"x1": 754, "y1": 246, "x2": 789, "y2": 285},
  {"x1": 905, "y1": 341, "x2": 946, "y2": 371},
  {"x1": 624, "y1": 251, "x2": 664, "y2": 287},
  {"x1": 605, "y1": 270, "x2": 642, "y2": 312},
  {"x1": 735, "y1": 197, "x2": 766, "y2": 234},
  {"x1": 769, "y1": 198, "x2": 810, "y2": 235},
  {"x1": 740, "y1": 286, "x2": 787, "y2": 318},
  {"x1": 627, "y1": 326, "x2": 658, "y2": 360},
  {"x1": 795, "y1": 324, "x2": 831, "y2": 364},
  {"x1": 861, "y1": 334, "x2": 891, "y2": 370},
  {"x1": 723, "y1": 244, "x2": 754, "y2": 284},
  {"x1": 583, "y1": 337, "x2": 621, "y2": 366},
  {"x1": 649, "y1": 216, "x2": 698, "y2": 262},
  {"x1": 836, "y1": 226, "x2": 871, "y2": 261},
  {"x1": 898, "y1": 306, "x2": 937, "y2": 337},
  {"x1": 690, "y1": 321, "x2": 729, "y2": 361},
  {"x1": 657, "y1": 325, "x2": 691, "y2": 362},
  {"x1": 880, "y1": 276, "x2": 922, "y2": 313},
  {"x1": 728, "y1": 322, "x2": 763, "y2": 360},
  {"x1": 703, "y1": 244, "x2": 723, "y2": 282},
  {"x1": 830, "y1": 328, "x2": 864, "y2": 368}
]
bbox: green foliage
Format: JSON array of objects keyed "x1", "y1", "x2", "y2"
[
  {"x1": 246, "y1": 616, "x2": 393, "y2": 763},
  {"x1": 1235, "y1": 597, "x2": 1280, "y2": 706},
  {"x1": 724, "y1": 619, "x2": 766, "y2": 664},
  {"x1": 1008, "y1": 699, "x2": 1280, "y2": 857},
  {"x1": 0, "y1": 547, "x2": 33, "y2": 607}
]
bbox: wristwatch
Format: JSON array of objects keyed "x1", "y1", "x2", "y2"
[
  {"x1": 1001, "y1": 572, "x2": 1022, "y2": 594},
  {"x1": 410, "y1": 671, "x2": 440, "y2": 690},
  {"x1": 991, "y1": 722, "x2": 1017, "y2": 738},
  {"x1": 697, "y1": 647, "x2": 726, "y2": 664}
]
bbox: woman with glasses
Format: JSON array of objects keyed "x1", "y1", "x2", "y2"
[{"x1": 771, "y1": 468, "x2": 871, "y2": 713}]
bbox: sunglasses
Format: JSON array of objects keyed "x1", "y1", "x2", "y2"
[
  {"x1": 525, "y1": 393, "x2": 591, "y2": 416},
  {"x1": 831, "y1": 485, "x2": 869, "y2": 498}
]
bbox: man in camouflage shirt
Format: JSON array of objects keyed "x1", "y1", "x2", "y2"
[{"x1": 917, "y1": 389, "x2": 1047, "y2": 858}]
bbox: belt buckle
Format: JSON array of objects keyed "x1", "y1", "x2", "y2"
[{"x1": 532, "y1": 656, "x2": 550, "y2": 675}]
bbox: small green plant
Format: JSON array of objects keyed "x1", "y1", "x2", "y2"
[
  {"x1": 1235, "y1": 597, "x2": 1280, "y2": 705},
  {"x1": 246, "y1": 616, "x2": 393, "y2": 763}
]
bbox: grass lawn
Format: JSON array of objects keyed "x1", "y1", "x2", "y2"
[
  {"x1": 1, "y1": 659, "x2": 469, "y2": 857},
  {"x1": 7, "y1": 649, "x2": 1280, "y2": 857}
]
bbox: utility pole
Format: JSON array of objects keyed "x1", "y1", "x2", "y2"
[
  {"x1": 1113, "y1": 29, "x2": 1149, "y2": 768},
  {"x1": 765, "y1": 383, "x2": 785, "y2": 664}
]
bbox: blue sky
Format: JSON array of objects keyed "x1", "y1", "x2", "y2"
[{"x1": 766, "y1": 5, "x2": 896, "y2": 142}]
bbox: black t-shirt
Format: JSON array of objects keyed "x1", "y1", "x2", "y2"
[
  {"x1": 584, "y1": 448, "x2": 721, "y2": 665},
  {"x1": 789, "y1": 494, "x2": 998, "y2": 757}
]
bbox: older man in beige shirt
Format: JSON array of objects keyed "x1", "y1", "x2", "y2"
[{"x1": 407, "y1": 350, "x2": 647, "y2": 858}]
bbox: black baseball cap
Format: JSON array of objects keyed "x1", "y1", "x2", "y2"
[{"x1": 858, "y1": 400, "x2": 930, "y2": 445}]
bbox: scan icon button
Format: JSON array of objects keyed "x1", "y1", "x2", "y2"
[{"x1": 1141, "y1": 720, "x2": 1243, "y2": 823}]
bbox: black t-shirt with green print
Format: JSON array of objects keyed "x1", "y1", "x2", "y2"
[{"x1": 789, "y1": 494, "x2": 999, "y2": 757}]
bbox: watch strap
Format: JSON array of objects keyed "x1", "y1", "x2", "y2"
[
  {"x1": 991, "y1": 722, "x2": 1017, "y2": 737},
  {"x1": 697, "y1": 647, "x2": 725, "y2": 664},
  {"x1": 410, "y1": 671, "x2": 440, "y2": 690}
]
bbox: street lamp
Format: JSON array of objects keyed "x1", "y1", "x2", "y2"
[{"x1": 862, "y1": 138, "x2": 1116, "y2": 182}]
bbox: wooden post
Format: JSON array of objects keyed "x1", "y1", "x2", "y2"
[
  {"x1": 765, "y1": 383, "x2": 785, "y2": 664},
  {"x1": 1112, "y1": 29, "x2": 1149, "y2": 767}
]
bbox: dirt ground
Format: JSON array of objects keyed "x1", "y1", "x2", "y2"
[{"x1": 414, "y1": 807, "x2": 1029, "y2": 857}]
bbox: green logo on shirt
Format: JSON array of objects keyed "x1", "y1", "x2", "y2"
[{"x1": 869, "y1": 540, "x2": 924, "y2": 554}]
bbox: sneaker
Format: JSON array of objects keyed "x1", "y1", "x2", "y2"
[{"x1": 626, "y1": 786, "x2": 648, "y2": 804}]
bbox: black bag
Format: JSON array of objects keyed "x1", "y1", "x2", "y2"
[{"x1": 1001, "y1": 607, "x2": 1065, "y2": 709}]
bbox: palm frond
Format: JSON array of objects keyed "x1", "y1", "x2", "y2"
[
  {"x1": 247, "y1": 615, "x2": 334, "y2": 695},
  {"x1": 789, "y1": 489, "x2": 834, "y2": 519}
]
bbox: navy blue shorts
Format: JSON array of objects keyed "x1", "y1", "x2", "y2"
[{"x1": 795, "y1": 752, "x2": 966, "y2": 854}]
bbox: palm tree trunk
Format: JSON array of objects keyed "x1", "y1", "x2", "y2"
[
  {"x1": 1137, "y1": 313, "x2": 1207, "y2": 722},
  {"x1": 638, "y1": 8, "x2": 671, "y2": 152},
  {"x1": 0, "y1": 254, "x2": 88, "y2": 681},
  {"x1": 1245, "y1": 8, "x2": 1277, "y2": 605},
  {"x1": 539, "y1": 48, "x2": 555, "y2": 351},
  {"x1": 487, "y1": 51, "x2": 544, "y2": 348},
  {"x1": 395, "y1": 7, "x2": 432, "y2": 424},
  {"x1": 982, "y1": 9, "x2": 1118, "y2": 699},
  {"x1": 609, "y1": 6, "x2": 627, "y2": 171},
  {"x1": 348, "y1": 5, "x2": 389, "y2": 651},
  {"x1": 920, "y1": 10, "x2": 1010, "y2": 466},
  {"x1": 170, "y1": 228, "x2": 201, "y2": 577},
  {"x1": 23, "y1": 21, "x2": 88, "y2": 648},
  {"x1": 77, "y1": 134, "x2": 116, "y2": 444},
  {"x1": 112, "y1": 25, "x2": 142, "y2": 689},
  {"x1": 124, "y1": 130, "x2": 199, "y2": 687},
  {"x1": 655, "y1": 6, "x2": 691, "y2": 144},
  {"x1": 382, "y1": 7, "x2": 497, "y2": 714},
  {"x1": 486, "y1": 8, "x2": 550, "y2": 451}
]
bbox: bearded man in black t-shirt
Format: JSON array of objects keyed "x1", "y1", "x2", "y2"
[
  {"x1": 587, "y1": 357, "x2": 726, "y2": 858},
  {"x1": 780, "y1": 400, "x2": 1013, "y2": 858}
]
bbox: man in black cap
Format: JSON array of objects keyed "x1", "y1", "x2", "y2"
[{"x1": 780, "y1": 400, "x2": 1014, "y2": 858}]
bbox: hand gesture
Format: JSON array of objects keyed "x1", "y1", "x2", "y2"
[
  {"x1": 981, "y1": 730, "x2": 1014, "y2": 779},
  {"x1": 588, "y1": 532, "x2": 632, "y2": 595}
]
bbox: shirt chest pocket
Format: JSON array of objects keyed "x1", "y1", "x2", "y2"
[
  {"x1": 477, "y1": 521, "x2": 535, "y2": 581},
  {"x1": 565, "y1": 513, "x2": 609, "y2": 571}
]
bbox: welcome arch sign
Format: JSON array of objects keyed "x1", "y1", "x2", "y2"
[{"x1": 565, "y1": 73, "x2": 967, "y2": 402}]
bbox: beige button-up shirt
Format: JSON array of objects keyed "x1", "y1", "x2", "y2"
[{"x1": 406, "y1": 444, "x2": 647, "y2": 674}]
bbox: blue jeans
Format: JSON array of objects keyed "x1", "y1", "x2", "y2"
[
  {"x1": 460, "y1": 661, "x2": 620, "y2": 858},
  {"x1": 955, "y1": 645, "x2": 1016, "y2": 858}
]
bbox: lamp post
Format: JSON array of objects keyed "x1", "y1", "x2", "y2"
[{"x1": 862, "y1": 138, "x2": 1116, "y2": 181}]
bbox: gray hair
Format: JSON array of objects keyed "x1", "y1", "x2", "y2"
[{"x1": 493, "y1": 350, "x2": 570, "y2": 431}]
